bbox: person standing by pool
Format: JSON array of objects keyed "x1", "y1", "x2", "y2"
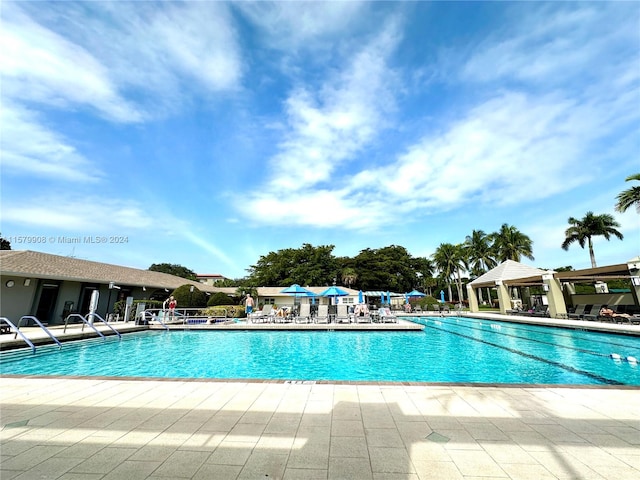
[
  {"x1": 245, "y1": 294, "x2": 254, "y2": 318},
  {"x1": 163, "y1": 295, "x2": 176, "y2": 320}
]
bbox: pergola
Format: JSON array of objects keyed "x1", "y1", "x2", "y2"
[{"x1": 467, "y1": 258, "x2": 640, "y2": 318}]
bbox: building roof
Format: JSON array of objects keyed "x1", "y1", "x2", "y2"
[
  {"x1": 0, "y1": 250, "x2": 215, "y2": 291},
  {"x1": 469, "y1": 260, "x2": 550, "y2": 288}
]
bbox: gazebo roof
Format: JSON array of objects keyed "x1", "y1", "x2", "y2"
[{"x1": 469, "y1": 260, "x2": 549, "y2": 288}]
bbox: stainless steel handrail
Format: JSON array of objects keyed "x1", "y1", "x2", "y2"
[
  {"x1": 1, "y1": 317, "x2": 36, "y2": 353},
  {"x1": 85, "y1": 313, "x2": 121, "y2": 339},
  {"x1": 18, "y1": 316, "x2": 62, "y2": 348},
  {"x1": 64, "y1": 314, "x2": 105, "y2": 338}
]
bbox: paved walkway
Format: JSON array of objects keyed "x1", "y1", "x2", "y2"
[{"x1": 1, "y1": 377, "x2": 639, "y2": 479}]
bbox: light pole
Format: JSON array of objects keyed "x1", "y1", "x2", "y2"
[{"x1": 189, "y1": 285, "x2": 195, "y2": 307}]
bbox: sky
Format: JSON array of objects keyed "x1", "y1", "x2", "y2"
[{"x1": 1, "y1": 1, "x2": 639, "y2": 280}]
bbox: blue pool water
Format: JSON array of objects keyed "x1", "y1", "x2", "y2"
[{"x1": 1, "y1": 317, "x2": 639, "y2": 385}]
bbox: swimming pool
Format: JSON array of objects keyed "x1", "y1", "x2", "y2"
[{"x1": 1, "y1": 317, "x2": 639, "y2": 385}]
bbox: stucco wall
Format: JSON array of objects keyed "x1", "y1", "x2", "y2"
[{"x1": 0, "y1": 275, "x2": 37, "y2": 321}]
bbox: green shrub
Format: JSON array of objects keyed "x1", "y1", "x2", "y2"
[
  {"x1": 173, "y1": 284, "x2": 207, "y2": 307},
  {"x1": 207, "y1": 292, "x2": 233, "y2": 306}
]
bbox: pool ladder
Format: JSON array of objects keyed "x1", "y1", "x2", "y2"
[
  {"x1": 64, "y1": 313, "x2": 121, "y2": 339},
  {"x1": 0, "y1": 316, "x2": 62, "y2": 353}
]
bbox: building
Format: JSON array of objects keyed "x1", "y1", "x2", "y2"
[
  {"x1": 196, "y1": 273, "x2": 227, "y2": 285},
  {"x1": 0, "y1": 250, "x2": 216, "y2": 324}
]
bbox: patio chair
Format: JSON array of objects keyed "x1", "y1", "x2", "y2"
[
  {"x1": 315, "y1": 304, "x2": 329, "y2": 324},
  {"x1": 294, "y1": 303, "x2": 312, "y2": 324},
  {"x1": 414, "y1": 305, "x2": 422, "y2": 313},
  {"x1": 568, "y1": 304, "x2": 587, "y2": 320},
  {"x1": 583, "y1": 305, "x2": 602, "y2": 321},
  {"x1": 353, "y1": 304, "x2": 371, "y2": 323},
  {"x1": 335, "y1": 304, "x2": 350, "y2": 323},
  {"x1": 379, "y1": 307, "x2": 397, "y2": 323},
  {"x1": 250, "y1": 304, "x2": 273, "y2": 323}
]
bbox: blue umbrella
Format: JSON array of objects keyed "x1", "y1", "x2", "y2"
[
  {"x1": 319, "y1": 286, "x2": 349, "y2": 305},
  {"x1": 386, "y1": 291, "x2": 390, "y2": 305},
  {"x1": 281, "y1": 284, "x2": 315, "y2": 305},
  {"x1": 380, "y1": 292, "x2": 384, "y2": 304},
  {"x1": 440, "y1": 290, "x2": 445, "y2": 303},
  {"x1": 406, "y1": 289, "x2": 426, "y2": 298},
  {"x1": 358, "y1": 290, "x2": 364, "y2": 304}
]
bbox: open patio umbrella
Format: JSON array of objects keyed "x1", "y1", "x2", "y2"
[
  {"x1": 281, "y1": 284, "x2": 315, "y2": 305},
  {"x1": 358, "y1": 290, "x2": 364, "y2": 304},
  {"x1": 406, "y1": 289, "x2": 426, "y2": 298},
  {"x1": 319, "y1": 286, "x2": 349, "y2": 305}
]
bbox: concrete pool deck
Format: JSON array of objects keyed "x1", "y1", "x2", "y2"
[{"x1": 1, "y1": 377, "x2": 639, "y2": 479}]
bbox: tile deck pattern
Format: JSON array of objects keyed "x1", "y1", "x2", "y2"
[{"x1": 1, "y1": 377, "x2": 639, "y2": 480}]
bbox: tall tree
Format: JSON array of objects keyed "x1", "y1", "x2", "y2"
[
  {"x1": 247, "y1": 244, "x2": 337, "y2": 287},
  {"x1": 491, "y1": 224, "x2": 534, "y2": 262},
  {"x1": 0, "y1": 233, "x2": 11, "y2": 250},
  {"x1": 432, "y1": 243, "x2": 467, "y2": 302},
  {"x1": 341, "y1": 267, "x2": 358, "y2": 289},
  {"x1": 615, "y1": 173, "x2": 640, "y2": 214},
  {"x1": 561, "y1": 212, "x2": 624, "y2": 268},
  {"x1": 464, "y1": 229, "x2": 496, "y2": 303},
  {"x1": 148, "y1": 263, "x2": 197, "y2": 280}
]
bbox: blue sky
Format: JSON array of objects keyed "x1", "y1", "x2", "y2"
[{"x1": 1, "y1": 1, "x2": 639, "y2": 279}]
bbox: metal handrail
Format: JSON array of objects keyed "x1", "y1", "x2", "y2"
[
  {"x1": 1, "y1": 317, "x2": 36, "y2": 353},
  {"x1": 139, "y1": 309, "x2": 169, "y2": 330},
  {"x1": 85, "y1": 313, "x2": 121, "y2": 339},
  {"x1": 18, "y1": 316, "x2": 62, "y2": 348},
  {"x1": 64, "y1": 314, "x2": 105, "y2": 339}
]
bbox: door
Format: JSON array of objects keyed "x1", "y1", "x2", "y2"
[{"x1": 35, "y1": 283, "x2": 60, "y2": 324}]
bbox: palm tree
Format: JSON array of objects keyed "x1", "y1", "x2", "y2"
[
  {"x1": 464, "y1": 230, "x2": 497, "y2": 304},
  {"x1": 491, "y1": 224, "x2": 534, "y2": 262},
  {"x1": 561, "y1": 212, "x2": 624, "y2": 268},
  {"x1": 341, "y1": 268, "x2": 357, "y2": 289},
  {"x1": 615, "y1": 173, "x2": 640, "y2": 214},
  {"x1": 432, "y1": 243, "x2": 467, "y2": 303}
]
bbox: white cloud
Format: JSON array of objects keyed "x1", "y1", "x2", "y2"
[
  {"x1": 0, "y1": 4, "x2": 142, "y2": 123},
  {"x1": 1, "y1": 196, "x2": 153, "y2": 231},
  {"x1": 241, "y1": 4, "x2": 639, "y2": 232},
  {"x1": 240, "y1": 20, "x2": 401, "y2": 221},
  {"x1": 1, "y1": 2, "x2": 243, "y2": 121},
  {"x1": 236, "y1": 1, "x2": 367, "y2": 50},
  {"x1": 0, "y1": 103, "x2": 103, "y2": 182}
]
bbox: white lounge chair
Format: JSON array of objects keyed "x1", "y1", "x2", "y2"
[
  {"x1": 335, "y1": 304, "x2": 350, "y2": 323},
  {"x1": 379, "y1": 307, "x2": 397, "y2": 323},
  {"x1": 315, "y1": 304, "x2": 329, "y2": 323},
  {"x1": 353, "y1": 304, "x2": 371, "y2": 323},
  {"x1": 250, "y1": 304, "x2": 273, "y2": 323},
  {"x1": 295, "y1": 303, "x2": 312, "y2": 324}
]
